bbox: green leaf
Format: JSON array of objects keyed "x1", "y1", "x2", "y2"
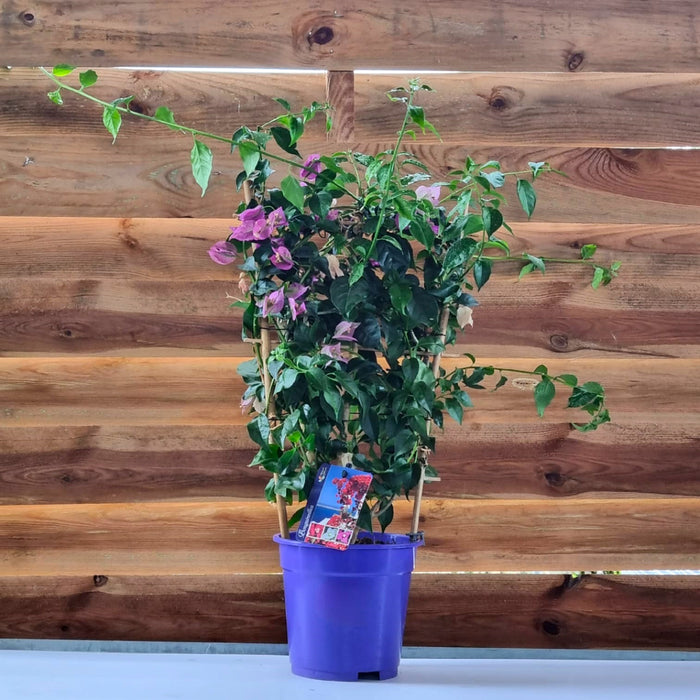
[
  {"x1": 288, "y1": 116, "x2": 304, "y2": 145},
  {"x1": 407, "y1": 287, "x2": 439, "y2": 326},
  {"x1": 276, "y1": 368, "x2": 299, "y2": 391},
  {"x1": 482, "y1": 207, "x2": 503, "y2": 236},
  {"x1": 580, "y1": 243, "x2": 597, "y2": 260},
  {"x1": 516, "y1": 179, "x2": 537, "y2": 219},
  {"x1": 78, "y1": 69, "x2": 98, "y2": 88},
  {"x1": 322, "y1": 388, "x2": 343, "y2": 420},
  {"x1": 348, "y1": 262, "x2": 364, "y2": 286},
  {"x1": 102, "y1": 105, "x2": 122, "y2": 144},
  {"x1": 287, "y1": 507, "x2": 304, "y2": 529},
  {"x1": 528, "y1": 161, "x2": 546, "y2": 179},
  {"x1": 238, "y1": 140, "x2": 260, "y2": 176},
  {"x1": 377, "y1": 503, "x2": 394, "y2": 533},
  {"x1": 154, "y1": 105, "x2": 179, "y2": 130},
  {"x1": 534, "y1": 378, "x2": 556, "y2": 418},
  {"x1": 409, "y1": 219, "x2": 435, "y2": 250},
  {"x1": 480, "y1": 170, "x2": 505, "y2": 189},
  {"x1": 580, "y1": 381, "x2": 604, "y2": 395},
  {"x1": 389, "y1": 282, "x2": 413, "y2": 313},
  {"x1": 518, "y1": 262, "x2": 535, "y2": 280},
  {"x1": 47, "y1": 89, "x2": 63, "y2": 105},
  {"x1": 408, "y1": 105, "x2": 440, "y2": 138},
  {"x1": 591, "y1": 266, "x2": 605, "y2": 289},
  {"x1": 445, "y1": 397, "x2": 464, "y2": 425},
  {"x1": 281, "y1": 174, "x2": 305, "y2": 211},
  {"x1": 443, "y1": 237, "x2": 477, "y2": 272},
  {"x1": 525, "y1": 254, "x2": 545, "y2": 274},
  {"x1": 494, "y1": 375, "x2": 508, "y2": 390},
  {"x1": 357, "y1": 502, "x2": 373, "y2": 533},
  {"x1": 557, "y1": 374, "x2": 578, "y2": 387},
  {"x1": 52, "y1": 64, "x2": 76, "y2": 77},
  {"x1": 190, "y1": 139, "x2": 213, "y2": 197},
  {"x1": 247, "y1": 414, "x2": 271, "y2": 447},
  {"x1": 269, "y1": 126, "x2": 301, "y2": 157},
  {"x1": 473, "y1": 259, "x2": 491, "y2": 290},
  {"x1": 273, "y1": 97, "x2": 292, "y2": 111}
]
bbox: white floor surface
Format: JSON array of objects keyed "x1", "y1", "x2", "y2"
[{"x1": 1, "y1": 650, "x2": 699, "y2": 699}]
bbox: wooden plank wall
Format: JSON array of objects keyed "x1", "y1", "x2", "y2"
[{"x1": 1, "y1": 1, "x2": 699, "y2": 649}]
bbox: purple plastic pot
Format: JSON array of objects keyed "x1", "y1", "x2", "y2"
[{"x1": 274, "y1": 531, "x2": 423, "y2": 682}]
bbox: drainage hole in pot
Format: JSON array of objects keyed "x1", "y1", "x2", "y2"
[{"x1": 357, "y1": 671, "x2": 381, "y2": 681}]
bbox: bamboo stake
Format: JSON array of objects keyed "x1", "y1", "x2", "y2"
[
  {"x1": 242, "y1": 179, "x2": 289, "y2": 538},
  {"x1": 261, "y1": 321, "x2": 289, "y2": 538},
  {"x1": 410, "y1": 305, "x2": 451, "y2": 537}
]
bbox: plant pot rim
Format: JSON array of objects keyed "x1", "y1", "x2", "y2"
[{"x1": 274, "y1": 530, "x2": 424, "y2": 551}]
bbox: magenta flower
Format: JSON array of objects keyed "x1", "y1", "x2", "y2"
[
  {"x1": 289, "y1": 296, "x2": 306, "y2": 320},
  {"x1": 416, "y1": 184, "x2": 441, "y2": 206},
  {"x1": 332, "y1": 321, "x2": 360, "y2": 342},
  {"x1": 286, "y1": 282, "x2": 308, "y2": 320},
  {"x1": 301, "y1": 154, "x2": 322, "y2": 183},
  {"x1": 287, "y1": 282, "x2": 308, "y2": 300},
  {"x1": 229, "y1": 205, "x2": 271, "y2": 242},
  {"x1": 270, "y1": 244, "x2": 294, "y2": 271},
  {"x1": 260, "y1": 288, "x2": 285, "y2": 316},
  {"x1": 208, "y1": 240, "x2": 237, "y2": 265},
  {"x1": 258, "y1": 282, "x2": 308, "y2": 319},
  {"x1": 239, "y1": 205, "x2": 265, "y2": 222},
  {"x1": 320, "y1": 342, "x2": 347, "y2": 363},
  {"x1": 267, "y1": 207, "x2": 288, "y2": 230}
]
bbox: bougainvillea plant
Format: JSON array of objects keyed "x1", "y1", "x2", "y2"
[{"x1": 43, "y1": 67, "x2": 619, "y2": 533}]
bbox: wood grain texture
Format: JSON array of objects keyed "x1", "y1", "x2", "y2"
[
  {"x1": 2, "y1": 218, "x2": 698, "y2": 358},
  {"x1": 1, "y1": 68, "x2": 329, "y2": 140},
  {"x1": 1, "y1": 498, "x2": 699, "y2": 574},
  {"x1": 0, "y1": 357, "x2": 697, "y2": 427},
  {"x1": 2, "y1": 2, "x2": 699, "y2": 71},
  {"x1": 325, "y1": 70, "x2": 354, "y2": 141},
  {"x1": 354, "y1": 73, "x2": 700, "y2": 147},
  {"x1": 1, "y1": 573, "x2": 699, "y2": 649},
  {"x1": 1, "y1": 422, "x2": 698, "y2": 505},
  {"x1": 4, "y1": 136, "x2": 700, "y2": 222},
  {"x1": 6, "y1": 68, "x2": 700, "y2": 147}
]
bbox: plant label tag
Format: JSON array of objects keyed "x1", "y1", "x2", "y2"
[{"x1": 296, "y1": 463, "x2": 373, "y2": 550}]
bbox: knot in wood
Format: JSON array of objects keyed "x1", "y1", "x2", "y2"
[
  {"x1": 549, "y1": 333, "x2": 569, "y2": 351},
  {"x1": 489, "y1": 94, "x2": 508, "y2": 111},
  {"x1": 544, "y1": 470, "x2": 565, "y2": 487},
  {"x1": 541, "y1": 618, "x2": 561, "y2": 636},
  {"x1": 308, "y1": 26, "x2": 334, "y2": 46},
  {"x1": 19, "y1": 10, "x2": 36, "y2": 26},
  {"x1": 93, "y1": 574, "x2": 109, "y2": 587},
  {"x1": 566, "y1": 51, "x2": 585, "y2": 72}
]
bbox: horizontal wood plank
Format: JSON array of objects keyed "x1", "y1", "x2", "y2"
[
  {"x1": 2, "y1": 2, "x2": 699, "y2": 71},
  {"x1": 1, "y1": 573, "x2": 699, "y2": 650},
  {"x1": 1, "y1": 422, "x2": 699, "y2": 505},
  {"x1": 4, "y1": 136, "x2": 700, "y2": 222},
  {"x1": 2, "y1": 219, "x2": 699, "y2": 280},
  {"x1": 354, "y1": 73, "x2": 700, "y2": 147},
  {"x1": 1, "y1": 498, "x2": 699, "y2": 574},
  {"x1": 0, "y1": 357, "x2": 696, "y2": 427},
  {"x1": 6, "y1": 68, "x2": 700, "y2": 147},
  {"x1": 1, "y1": 219, "x2": 698, "y2": 358}
]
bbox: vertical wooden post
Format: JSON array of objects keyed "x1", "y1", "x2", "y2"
[{"x1": 326, "y1": 70, "x2": 355, "y2": 142}]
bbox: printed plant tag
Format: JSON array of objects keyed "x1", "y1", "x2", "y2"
[{"x1": 296, "y1": 463, "x2": 373, "y2": 550}]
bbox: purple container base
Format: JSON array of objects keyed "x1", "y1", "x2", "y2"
[{"x1": 274, "y1": 531, "x2": 423, "y2": 682}]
